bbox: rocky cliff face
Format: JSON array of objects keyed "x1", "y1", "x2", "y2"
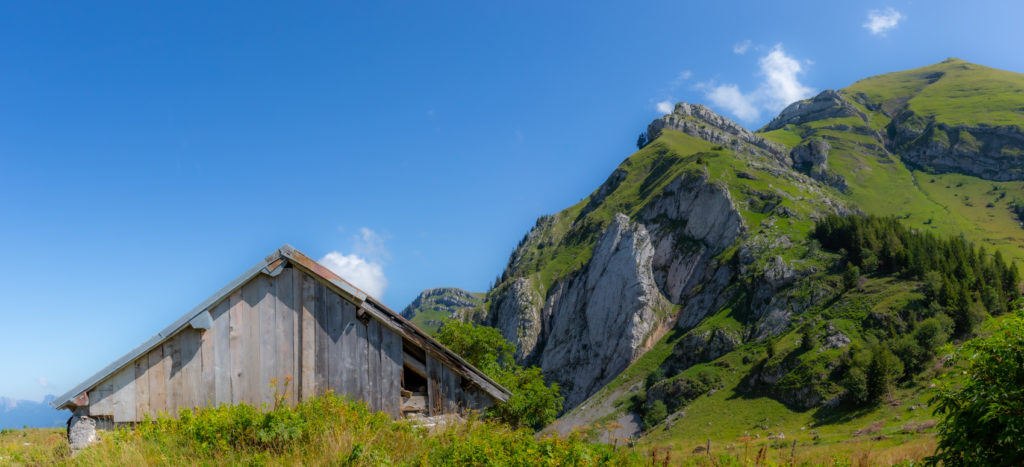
[
  {"x1": 768, "y1": 84, "x2": 1024, "y2": 182},
  {"x1": 400, "y1": 287, "x2": 483, "y2": 319},
  {"x1": 486, "y1": 174, "x2": 747, "y2": 407},
  {"x1": 400, "y1": 287, "x2": 484, "y2": 334},
  {"x1": 476, "y1": 104, "x2": 848, "y2": 410},
  {"x1": 649, "y1": 103, "x2": 786, "y2": 161},
  {"x1": 892, "y1": 113, "x2": 1024, "y2": 180},
  {"x1": 763, "y1": 90, "x2": 868, "y2": 132}
]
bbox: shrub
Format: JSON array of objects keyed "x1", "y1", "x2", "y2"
[
  {"x1": 642, "y1": 400, "x2": 668, "y2": 430},
  {"x1": 644, "y1": 368, "x2": 666, "y2": 390},
  {"x1": 841, "y1": 367, "x2": 869, "y2": 405},
  {"x1": 437, "y1": 320, "x2": 563, "y2": 430},
  {"x1": 801, "y1": 323, "x2": 820, "y2": 351},
  {"x1": 930, "y1": 312, "x2": 1024, "y2": 465},
  {"x1": 866, "y1": 346, "x2": 902, "y2": 404}
]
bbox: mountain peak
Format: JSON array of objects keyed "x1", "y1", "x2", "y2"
[
  {"x1": 648, "y1": 101, "x2": 786, "y2": 158},
  {"x1": 761, "y1": 89, "x2": 869, "y2": 132}
]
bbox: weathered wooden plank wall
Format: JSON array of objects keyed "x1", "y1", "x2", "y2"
[{"x1": 85, "y1": 266, "x2": 493, "y2": 422}]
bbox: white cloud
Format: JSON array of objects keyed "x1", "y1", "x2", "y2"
[
  {"x1": 319, "y1": 251, "x2": 388, "y2": 298},
  {"x1": 706, "y1": 85, "x2": 760, "y2": 122},
  {"x1": 863, "y1": 8, "x2": 903, "y2": 36},
  {"x1": 758, "y1": 45, "x2": 815, "y2": 112},
  {"x1": 353, "y1": 227, "x2": 390, "y2": 262},
  {"x1": 703, "y1": 44, "x2": 814, "y2": 123},
  {"x1": 733, "y1": 40, "x2": 752, "y2": 55},
  {"x1": 670, "y1": 70, "x2": 693, "y2": 88},
  {"x1": 36, "y1": 377, "x2": 48, "y2": 388},
  {"x1": 319, "y1": 227, "x2": 390, "y2": 298},
  {"x1": 656, "y1": 100, "x2": 675, "y2": 114}
]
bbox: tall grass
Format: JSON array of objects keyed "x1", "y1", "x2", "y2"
[{"x1": 46, "y1": 393, "x2": 642, "y2": 466}]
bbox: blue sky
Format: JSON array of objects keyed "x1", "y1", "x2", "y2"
[{"x1": 1, "y1": 0, "x2": 1022, "y2": 404}]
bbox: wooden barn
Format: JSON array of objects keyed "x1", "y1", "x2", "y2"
[{"x1": 52, "y1": 245, "x2": 510, "y2": 428}]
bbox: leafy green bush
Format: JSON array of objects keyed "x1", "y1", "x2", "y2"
[
  {"x1": 437, "y1": 320, "x2": 564, "y2": 430},
  {"x1": 134, "y1": 390, "x2": 397, "y2": 455},
  {"x1": 929, "y1": 312, "x2": 1024, "y2": 465},
  {"x1": 641, "y1": 400, "x2": 668, "y2": 430},
  {"x1": 840, "y1": 366, "x2": 869, "y2": 405},
  {"x1": 801, "y1": 323, "x2": 820, "y2": 351}
]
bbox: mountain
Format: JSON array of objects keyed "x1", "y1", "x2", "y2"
[
  {"x1": 0, "y1": 395, "x2": 67, "y2": 429},
  {"x1": 400, "y1": 287, "x2": 485, "y2": 334},
  {"x1": 404, "y1": 58, "x2": 1024, "y2": 444}
]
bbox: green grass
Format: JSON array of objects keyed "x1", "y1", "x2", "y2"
[
  {"x1": 760, "y1": 126, "x2": 803, "y2": 148},
  {"x1": 404, "y1": 290, "x2": 485, "y2": 335},
  {"x1": 912, "y1": 171, "x2": 1024, "y2": 263},
  {"x1": 409, "y1": 308, "x2": 456, "y2": 334},
  {"x1": 769, "y1": 94, "x2": 1024, "y2": 267},
  {"x1": 845, "y1": 58, "x2": 1024, "y2": 128},
  {"x1": 0, "y1": 395, "x2": 645, "y2": 466}
]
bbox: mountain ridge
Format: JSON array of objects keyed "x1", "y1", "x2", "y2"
[{"x1": 403, "y1": 58, "x2": 1024, "y2": 443}]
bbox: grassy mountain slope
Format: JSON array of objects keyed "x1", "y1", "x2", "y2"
[
  {"x1": 762, "y1": 59, "x2": 1024, "y2": 265},
  {"x1": 536, "y1": 59, "x2": 1024, "y2": 450},
  {"x1": 845, "y1": 58, "x2": 1024, "y2": 128},
  {"x1": 400, "y1": 288, "x2": 484, "y2": 335},
  {"x1": 397, "y1": 59, "x2": 1024, "y2": 462}
]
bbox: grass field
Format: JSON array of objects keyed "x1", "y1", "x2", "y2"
[
  {"x1": 0, "y1": 393, "x2": 940, "y2": 466},
  {"x1": 845, "y1": 58, "x2": 1024, "y2": 128}
]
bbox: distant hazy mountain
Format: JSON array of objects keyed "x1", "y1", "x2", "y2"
[{"x1": 0, "y1": 395, "x2": 67, "y2": 429}]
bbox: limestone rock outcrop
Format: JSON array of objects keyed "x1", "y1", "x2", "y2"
[
  {"x1": 762, "y1": 90, "x2": 867, "y2": 132},
  {"x1": 893, "y1": 113, "x2": 1024, "y2": 180},
  {"x1": 648, "y1": 103, "x2": 786, "y2": 159}
]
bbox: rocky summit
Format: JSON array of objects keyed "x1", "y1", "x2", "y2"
[{"x1": 403, "y1": 58, "x2": 1024, "y2": 440}]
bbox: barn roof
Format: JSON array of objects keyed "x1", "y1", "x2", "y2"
[{"x1": 52, "y1": 245, "x2": 512, "y2": 410}]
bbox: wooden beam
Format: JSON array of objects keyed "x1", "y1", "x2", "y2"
[{"x1": 403, "y1": 351, "x2": 427, "y2": 379}]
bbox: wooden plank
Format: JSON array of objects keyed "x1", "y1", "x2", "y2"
[
  {"x1": 228, "y1": 289, "x2": 245, "y2": 405},
  {"x1": 275, "y1": 267, "x2": 296, "y2": 405},
  {"x1": 148, "y1": 344, "x2": 167, "y2": 415},
  {"x1": 258, "y1": 274, "x2": 277, "y2": 406},
  {"x1": 440, "y1": 363, "x2": 455, "y2": 414},
  {"x1": 111, "y1": 365, "x2": 136, "y2": 423},
  {"x1": 292, "y1": 268, "x2": 302, "y2": 403},
  {"x1": 166, "y1": 334, "x2": 182, "y2": 415},
  {"x1": 134, "y1": 356, "x2": 151, "y2": 418},
  {"x1": 241, "y1": 278, "x2": 261, "y2": 405},
  {"x1": 328, "y1": 289, "x2": 345, "y2": 395},
  {"x1": 366, "y1": 318, "x2": 382, "y2": 411},
  {"x1": 88, "y1": 378, "x2": 114, "y2": 417},
  {"x1": 179, "y1": 329, "x2": 202, "y2": 410},
  {"x1": 314, "y1": 280, "x2": 329, "y2": 396},
  {"x1": 199, "y1": 307, "x2": 217, "y2": 407},
  {"x1": 380, "y1": 328, "x2": 403, "y2": 418},
  {"x1": 354, "y1": 300, "x2": 510, "y2": 403},
  {"x1": 451, "y1": 371, "x2": 464, "y2": 414},
  {"x1": 299, "y1": 272, "x2": 317, "y2": 400},
  {"x1": 354, "y1": 309, "x2": 369, "y2": 405},
  {"x1": 426, "y1": 354, "x2": 443, "y2": 416},
  {"x1": 339, "y1": 299, "x2": 359, "y2": 399},
  {"x1": 211, "y1": 299, "x2": 231, "y2": 406},
  {"x1": 403, "y1": 351, "x2": 427, "y2": 379}
]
